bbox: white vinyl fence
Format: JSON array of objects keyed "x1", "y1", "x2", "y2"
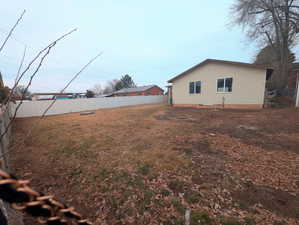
[{"x1": 11, "y1": 95, "x2": 166, "y2": 118}]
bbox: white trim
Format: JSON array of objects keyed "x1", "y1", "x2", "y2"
[
  {"x1": 216, "y1": 77, "x2": 233, "y2": 93},
  {"x1": 189, "y1": 81, "x2": 202, "y2": 95}
]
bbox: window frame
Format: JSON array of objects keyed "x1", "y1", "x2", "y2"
[
  {"x1": 189, "y1": 81, "x2": 202, "y2": 94},
  {"x1": 216, "y1": 77, "x2": 233, "y2": 93},
  {"x1": 189, "y1": 82, "x2": 195, "y2": 94},
  {"x1": 195, "y1": 81, "x2": 201, "y2": 94}
]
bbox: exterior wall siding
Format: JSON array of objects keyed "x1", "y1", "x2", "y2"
[{"x1": 171, "y1": 62, "x2": 267, "y2": 107}]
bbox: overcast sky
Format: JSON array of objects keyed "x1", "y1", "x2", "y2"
[{"x1": 0, "y1": 0, "x2": 288, "y2": 92}]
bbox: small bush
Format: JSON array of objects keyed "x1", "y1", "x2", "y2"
[{"x1": 191, "y1": 211, "x2": 214, "y2": 225}]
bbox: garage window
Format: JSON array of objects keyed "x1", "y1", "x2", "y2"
[{"x1": 217, "y1": 78, "x2": 233, "y2": 92}]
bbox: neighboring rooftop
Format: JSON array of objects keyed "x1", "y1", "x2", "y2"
[
  {"x1": 113, "y1": 85, "x2": 161, "y2": 94},
  {"x1": 168, "y1": 59, "x2": 270, "y2": 83},
  {"x1": 32, "y1": 92, "x2": 85, "y2": 96}
]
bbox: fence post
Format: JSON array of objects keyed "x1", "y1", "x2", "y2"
[
  {"x1": 0, "y1": 105, "x2": 23, "y2": 225},
  {"x1": 0, "y1": 108, "x2": 9, "y2": 170}
]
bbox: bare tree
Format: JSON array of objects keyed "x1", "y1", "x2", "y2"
[
  {"x1": 103, "y1": 79, "x2": 119, "y2": 94},
  {"x1": 12, "y1": 85, "x2": 31, "y2": 99},
  {"x1": 92, "y1": 83, "x2": 103, "y2": 95},
  {"x1": 231, "y1": 0, "x2": 299, "y2": 89}
]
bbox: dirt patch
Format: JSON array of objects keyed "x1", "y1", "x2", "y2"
[
  {"x1": 233, "y1": 182, "x2": 299, "y2": 219},
  {"x1": 159, "y1": 107, "x2": 299, "y2": 154}
]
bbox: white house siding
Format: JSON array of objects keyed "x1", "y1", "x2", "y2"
[{"x1": 171, "y1": 62, "x2": 267, "y2": 108}]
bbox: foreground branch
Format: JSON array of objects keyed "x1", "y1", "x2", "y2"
[
  {"x1": 4, "y1": 28, "x2": 77, "y2": 107},
  {"x1": 0, "y1": 10, "x2": 25, "y2": 54},
  {"x1": 0, "y1": 29, "x2": 77, "y2": 156},
  {"x1": 41, "y1": 52, "x2": 103, "y2": 117},
  {"x1": 0, "y1": 51, "x2": 103, "y2": 160}
]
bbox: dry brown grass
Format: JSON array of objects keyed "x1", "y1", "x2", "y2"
[{"x1": 10, "y1": 104, "x2": 299, "y2": 225}]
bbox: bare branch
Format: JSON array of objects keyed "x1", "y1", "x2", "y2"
[
  {"x1": 4, "y1": 28, "x2": 77, "y2": 105},
  {"x1": 0, "y1": 44, "x2": 56, "y2": 145},
  {"x1": 0, "y1": 51, "x2": 103, "y2": 160},
  {"x1": 0, "y1": 29, "x2": 77, "y2": 158},
  {"x1": 41, "y1": 52, "x2": 103, "y2": 117},
  {"x1": 15, "y1": 45, "x2": 27, "y2": 84},
  {"x1": 0, "y1": 10, "x2": 25, "y2": 54}
]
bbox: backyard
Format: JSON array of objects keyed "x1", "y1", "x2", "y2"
[{"x1": 10, "y1": 104, "x2": 299, "y2": 225}]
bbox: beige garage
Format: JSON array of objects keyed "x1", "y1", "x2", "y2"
[{"x1": 167, "y1": 59, "x2": 273, "y2": 109}]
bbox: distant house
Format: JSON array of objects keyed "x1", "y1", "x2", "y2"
[
  {"x1": 31, "y1": 92, "x2": 85, "y2": 101},
  {"x1": 108, "y1": 85, "x2": 164, "y2": 97},
  {"x1": 167, "y1": 59, "x2": 273, "y2": 109}
]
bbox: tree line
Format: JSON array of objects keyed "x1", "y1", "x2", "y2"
[{"x1": 87, "y1": 74, "x2": 136, "y2": 97}]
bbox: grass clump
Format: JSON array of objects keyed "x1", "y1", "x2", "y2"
[
  {"x1": 273, "y1": 220, "x2": 286, "y2": 225},
  {"x1": 185, "y1": 190, "x2": 201, "y2": 204},
  {"x1": 183, "y1": 148, "x2": 193, "y2": 155},
  {"x1": 137, "y1": 163, "x2": 151, "y2": 175},
  {"x1": 220, "y1": 216, "x2": 243, "y2": 225},
  {"x1": 244, "y1": 217, "x2": 256, "y2": 225},
  {"x1": 191, "y1": 211, "x2": 214, "y2": 225},
  {"x1": 168, "y1": 179, "x2": 187, "y2": 193}
]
